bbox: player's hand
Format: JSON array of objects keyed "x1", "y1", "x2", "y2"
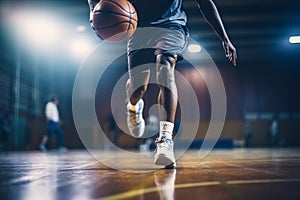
[{"x1": 222, "y1": 40, "x2": 237, "y2": 66}]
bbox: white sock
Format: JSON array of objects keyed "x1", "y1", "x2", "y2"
[
  {"x1": 159, "y1": 121, "x2": 174, "y2": 139},
  {"x1": 128, "y1": 102, "x2": 137, "y2": 111}
]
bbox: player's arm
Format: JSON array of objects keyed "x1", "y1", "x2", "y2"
[
  {"x1": 87, "y1": 0, "x2": 99, "y2": 12},
  {"x1": 195, "y1": 0, "x2": 237, "y2": 66},
  {"x1": 87, "y1": 0, "x2": 99, "y2": 22}
]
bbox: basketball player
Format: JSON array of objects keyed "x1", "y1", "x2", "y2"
[
  {"x1": 39, "y1": 97, "x2": 68, "y2": 152},
  {"x1": 88, "y1": 0, "x2": 237, "y2": 168}
]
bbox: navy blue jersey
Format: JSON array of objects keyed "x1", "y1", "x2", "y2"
[
  {"x1": 128, "y1": 0, "x2": 187, "y2": 27},
  {"x1": 88, "y1": 0, "x2": 187, "y2": 28}
]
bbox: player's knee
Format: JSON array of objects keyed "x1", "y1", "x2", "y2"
[
  {"x1": 156, "y1": 55, "x2": 176, "y2": 87},
  {"x1": 157, "y1": 65, "x2": 172, "y2": 85}
]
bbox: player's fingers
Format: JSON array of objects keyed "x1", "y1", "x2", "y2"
[
  {"x1": 226, "y1": 45, "x2": 230, "y2": 57},
  {"x1": 232, "y1": 51, "x2": 237, "y2": 66},
  {"x1": 228, "y1": 52, "x2": 233, "y2": 60},
  {"x1": 223, "y1": 42, "x2": 229, "y2": 57},
  {"x1": 234, "y1": 51, "x2": 237, "y2": 64},
  {"x1": 225, "y1": 48, "x2": 229, "y2": 57}
]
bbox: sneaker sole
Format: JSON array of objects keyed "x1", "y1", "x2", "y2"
[
  {"x1": 127, "y1": 119, "x2": 145, "y2": 138},
  {"x1": 154, "y1": 153, "x2": 175, "y2": 166},
  {"x1": 165, "y1": 163, "x2": 176, "y2": 169}
]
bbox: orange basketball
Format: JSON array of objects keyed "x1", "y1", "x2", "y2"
[{"x1": 92, "y1": 0, "x2": 138, "y2": 42}]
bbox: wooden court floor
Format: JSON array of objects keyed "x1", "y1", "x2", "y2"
[{"x1": 1, "y1": 148, "x2": 300, "y2": 200}]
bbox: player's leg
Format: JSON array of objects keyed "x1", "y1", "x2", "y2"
[
  {"x1": 126, "y1": 77, "x2": 148, "y2": 138},
  {"x1": 126, "y1": 49, "x2": 153, "y2": 137},
  {"x1": 152, "y1": 26, "x2": 187, "y2": 168},
  {"x1": 39, "y1": 135, "x2": 48, "y2": 152},
  {"x1": 154, "y1": 53, "x2": 177, "y2": 168},
  {"x1": 156, "y1": 54, "x2": 178, "y2": 123},
  {"x1": 126, "y1": 69, "x2": 150, "y2": 105},
  {"x1": 40, "y1": 121, "x2": 55, "y2": 152},
  {"x1": 55, "y1": 123, "x2": 68, "y2": 152}
]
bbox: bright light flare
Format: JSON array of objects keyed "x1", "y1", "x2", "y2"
[
  {"x1": 70, "y1": 36, "x2": 94, "y2": 58},
  {"x1": 9, "y1": 10, "x2": 62, "y2": 47},
  {"x1": 289, "y1": 36, "x2": 300, "y2": 44},
  {"x1": 75, "y1": 25, "x2": 86, "y2": 33},
  {"x1": 188, "y1": 44, "x2": 202, "y2": 53}
]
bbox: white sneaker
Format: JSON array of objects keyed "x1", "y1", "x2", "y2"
[
  {"x1": 39, "y1": 144, "x2": 47, "y2": 152},
  {"x1": 154, "y1": 135, "x2": 176, "y2": 168},
  {"x1": 127, "y1": 99, "x2": 145, "y2": 137}
]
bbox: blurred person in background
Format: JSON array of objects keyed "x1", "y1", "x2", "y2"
[{"x1": 39, "y1": 97, "x2": 68, "y2": 152}]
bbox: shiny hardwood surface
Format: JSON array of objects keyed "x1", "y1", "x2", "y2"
[{"x1": 1, "y1": 148, "x2": 300, "y2": 200}]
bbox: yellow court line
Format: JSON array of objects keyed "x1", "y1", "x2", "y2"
[
  {"x1": 100, "y1": 178, "x2": 300, "y2": 200},
  {"x1": 100, "y1": 169, "x2": 218, "y2": 200},
  {"x1": 227, "y1": 178, "x2": 300, "y2": 185},
  {"x1": 100, "y1": 181, "x2": 221, "y2": 200}
]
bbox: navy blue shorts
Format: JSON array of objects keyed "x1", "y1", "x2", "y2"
[{"x1": 127, "y1": 26, "x2": 187, "y2": 70}]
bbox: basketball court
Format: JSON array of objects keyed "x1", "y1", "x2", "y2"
[
  {"x1": 1, "y1": 148, "x2": 300, "y2": 200},
  {"x1": 1, "y1": 0, "x2": 300, "y2": 199}
]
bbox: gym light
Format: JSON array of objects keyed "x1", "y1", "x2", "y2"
[
  {"x1": 188, "y1": 44, "x2": 202, "y2": 53},
  {"x1": 9, "y1": 9, "x2": 63, "y2": 48},
  {"x1": 75, "y1": 25, "x2": 86, "y2": 33},
  {"x1": 289, "y1": 36, "x2": 300, "y2": 44}
]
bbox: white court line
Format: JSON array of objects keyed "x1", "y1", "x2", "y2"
[{"x1": 65, "y1": 161, "x2": 100, "y2": 170}]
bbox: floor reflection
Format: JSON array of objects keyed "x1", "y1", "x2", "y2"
[
  {"x1": 2, "y1": 149, "x2": 300, "y2": 200},
  {"x1": 154, "y1": 169, "x2": 176, "y2": 200}
]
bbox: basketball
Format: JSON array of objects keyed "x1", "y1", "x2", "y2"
[{"x1": 92, "y1": 0, "x2": 138, "y2": 42}]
